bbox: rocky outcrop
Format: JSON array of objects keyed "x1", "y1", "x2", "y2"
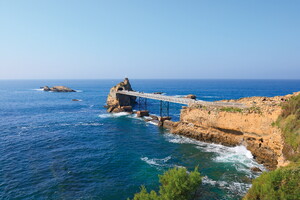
[
  {"x1": 164, "y1": 92, "x2": 300, "y2": 170},
  {"x1": 42, "y1": 86, "x2": 76, "y2": 92},
  {"x1": 184, "y1": 94, "x2": 197, "y2": 99},
  {"x1": 106, "y1": 78, "x2": 136, "y2": 112}
]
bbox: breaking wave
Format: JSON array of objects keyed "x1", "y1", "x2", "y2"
[
  {"x1": 164, "y1": 134, "x2": 265, "y2": 173},
  {"x1": 141, "y1": 156, "x2": 184, "y2": 169},
  {"x1": 202, "y1": 176, "x2": 251, "y2": 196}
]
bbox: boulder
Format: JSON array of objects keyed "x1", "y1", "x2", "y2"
[{"x1": 250, "y1": 167, "x2": 262, "y2": 172}]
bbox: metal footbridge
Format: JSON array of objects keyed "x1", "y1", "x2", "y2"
[{"x1": 117, "y1": 90, "x2": 245, "y2": 108}]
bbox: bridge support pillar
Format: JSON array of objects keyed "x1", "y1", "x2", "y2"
[
  {"x1": 160, "y1": 101, "x2": 170, "y2": 117},
  {"x1": 138, "y1": 97, "x2": 147, "y2": 111},
  {"x1": 158, "y1": 116, "x2": 172, "y2": 127}
]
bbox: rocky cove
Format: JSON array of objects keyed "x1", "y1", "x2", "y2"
[{"x1": 106, "y1": 78, "x2": 300, "y2": 170}]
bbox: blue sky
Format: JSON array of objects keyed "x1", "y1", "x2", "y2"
[{"x1": 0, "y1": 0, "x2": 299, "y2": 79}]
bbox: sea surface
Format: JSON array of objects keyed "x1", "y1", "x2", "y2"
[{"x1": 1, "y1": 79, "x2": 300, "y2": 200}]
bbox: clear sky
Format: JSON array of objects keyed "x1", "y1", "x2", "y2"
[{"x1": 0, "y1": 0, "x2": 299, "y2": 79}]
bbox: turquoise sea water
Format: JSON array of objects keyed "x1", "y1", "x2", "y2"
[{"x1": 1, "y1": 79, "x2": 300, "y2": 200}]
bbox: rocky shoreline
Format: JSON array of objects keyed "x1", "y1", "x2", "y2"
[{"x1": 106, "y1": 78, "x2": 299, "y2": 170}]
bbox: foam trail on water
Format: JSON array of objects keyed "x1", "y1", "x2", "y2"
[
  {"x1": 98, "y1": 112, "x2": 130, "y2": 118},
  {"x1": 32, "y1": 89, "x2": 44, "y2": 91},
  {"x1": 202, "y1": 176, "x2": 252, "y2": 197},
  {"x1": 141, "y1": 156, "x2": 171, "y2": 167}
]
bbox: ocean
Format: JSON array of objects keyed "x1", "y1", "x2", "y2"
[{"x1": 1, "y1": 79, "x2": 300, "y2": 200}]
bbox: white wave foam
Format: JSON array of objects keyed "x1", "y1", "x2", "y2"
[
  {"x1": 141, "y1": 156, "x2": 172, "y2": 167},
  {"x1": 173, "y1": 95, "x2": 185, "y2": 98},
  {"x1": 98, "y1": 112, "x2": 130, "y2": 118},
  {"x1": 202, "y1": 176, "x2": 251, "y2": 195},
  {"x1": 75, "y1": 90, "x2": 83, "y2": 92},
  {"x1": 147, "y1": 121, "x2": 158, "y2": 126},
  {"x1": 76, "y1": 122, "x2": 103, "y2": 126},
  {"x1": 164, "y1": 134, "x2": 265, "y2": 173},
  {"x1": 32, "y1": 88, "x2": 44, "y2": 91}
]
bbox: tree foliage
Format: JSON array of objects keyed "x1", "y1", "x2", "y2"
[
  {"x1": 130, "y1": 167, "x2": 202, "y2": 200},
  {"x1": 244, "y1": 163, "x2": 300, "y2": 200}
]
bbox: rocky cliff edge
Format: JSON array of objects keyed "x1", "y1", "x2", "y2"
[{"x1": 164, "y1": 92, "x2": 300, "y2": 170}]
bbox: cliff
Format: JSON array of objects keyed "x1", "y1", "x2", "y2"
[
  {"x1": 164, "y1": 92, "x2": 300, "y2": 170},
  {"x1": 106, "y1": 78, "x2": 136, "y2": 112}
]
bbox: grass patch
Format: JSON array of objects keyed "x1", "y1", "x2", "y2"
[
  {"x1": 244, "y1": 163, "x2": 300, "y2": 200},
  {"x1": 246, "y1": 106, "x2": 262, "y2": 114},
  {"x1": 220, "y1": 107, "x2": 243, "y2": 113}
]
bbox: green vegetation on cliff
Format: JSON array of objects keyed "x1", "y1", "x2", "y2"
[
  {"x1": 129, "y1": 167, "x2": 202, "y2": 200},
  {"x1": 245, "y1": 94, "x2": 300, "y2": 200},
  {"x1": 276, "y1": 94, "x2": 300, "y2": 161},
  {"x1": 244, "y1": 163, "x2": 300, "y2": 200}
]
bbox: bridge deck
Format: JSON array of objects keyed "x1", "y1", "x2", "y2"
[{"x1": 117, "y1": 90, "x2": 245, "y2": 108}]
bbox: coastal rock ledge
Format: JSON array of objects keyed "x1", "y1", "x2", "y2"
[
  {"x1": 163, "y1": 91, "x2": 300, "y2": 170},
  {"x1": 106, "y1": 78, "x2": 136, "y2": 112}
]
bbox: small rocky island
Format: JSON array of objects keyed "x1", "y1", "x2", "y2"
[
  {"x1": 106, "y1": 78, "x2": 136, "y2": 112},
  {"x1": 41, "y1": 86, "x2": 76, "y2": 92}
]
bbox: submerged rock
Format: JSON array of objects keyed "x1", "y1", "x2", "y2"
[{"x1": 42, "y1": 86, "x2": 76, "y2": 92}]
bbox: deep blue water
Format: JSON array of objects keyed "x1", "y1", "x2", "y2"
[{"x1": 1, "y1": 79, "x2": 300, "y2": 200}]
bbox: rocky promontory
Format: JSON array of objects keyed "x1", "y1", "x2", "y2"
[
  {"x1": 106, "y1": 78, "x2": 136, "y2": 112},
  {"x1": 164, "y1": 92, "x2": 300, "y2": 170},
  {"x1": 42, "y1": 86, "x2": 76, "y2": 92}
]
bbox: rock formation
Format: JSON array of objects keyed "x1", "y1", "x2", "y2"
[
  {"x1": 42, "y1": 86, "x2": 76, "y2": 92},
  {"x1": 106, "y1": 78, "x2": 136, "y2": 112},
  {"x1": 184, "y1": 94, "x2": 197, "y2": 99},
  {"x1": 164, "y1": 92, "x2": 300, "y2": 170}
]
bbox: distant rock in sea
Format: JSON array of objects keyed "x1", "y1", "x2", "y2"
[{"x1": 41, "y1": 86, "x2": 76, "y2": 92}]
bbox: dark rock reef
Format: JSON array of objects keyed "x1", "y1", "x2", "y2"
[
  {"x1": 106, "y1": 78, "x2": 136, "y2": 112},
  {"x1": 42, "y1": 86, "x2": 76, "y2": 92}
]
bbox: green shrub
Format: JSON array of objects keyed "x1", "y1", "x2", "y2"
[
  {"x1": 220, "y1": 107, "x2": 243, "y2": 113},
  {"x1": 244, "y1": 163, "x2": 300, "y2": 200},
  {"x1": 246, "y1": 106, "x2": 262, "y2": 114},
  {"x1": 130, "y1": 167, "x2": 202, "y2": 200},
  {"x1": 276, "y1": 94, "x2": 300, "y2": 160}
]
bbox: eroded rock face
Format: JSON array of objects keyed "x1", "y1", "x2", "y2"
[
  {"x1": 106, "y1": 78, "x2": 136, "y2": 112},
  {"x1": 163, "y1": 92, "x2": 300, "y2": 170},
  {"x1": 42, "y1": 86, "x2": 76, "y2": 92}
]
